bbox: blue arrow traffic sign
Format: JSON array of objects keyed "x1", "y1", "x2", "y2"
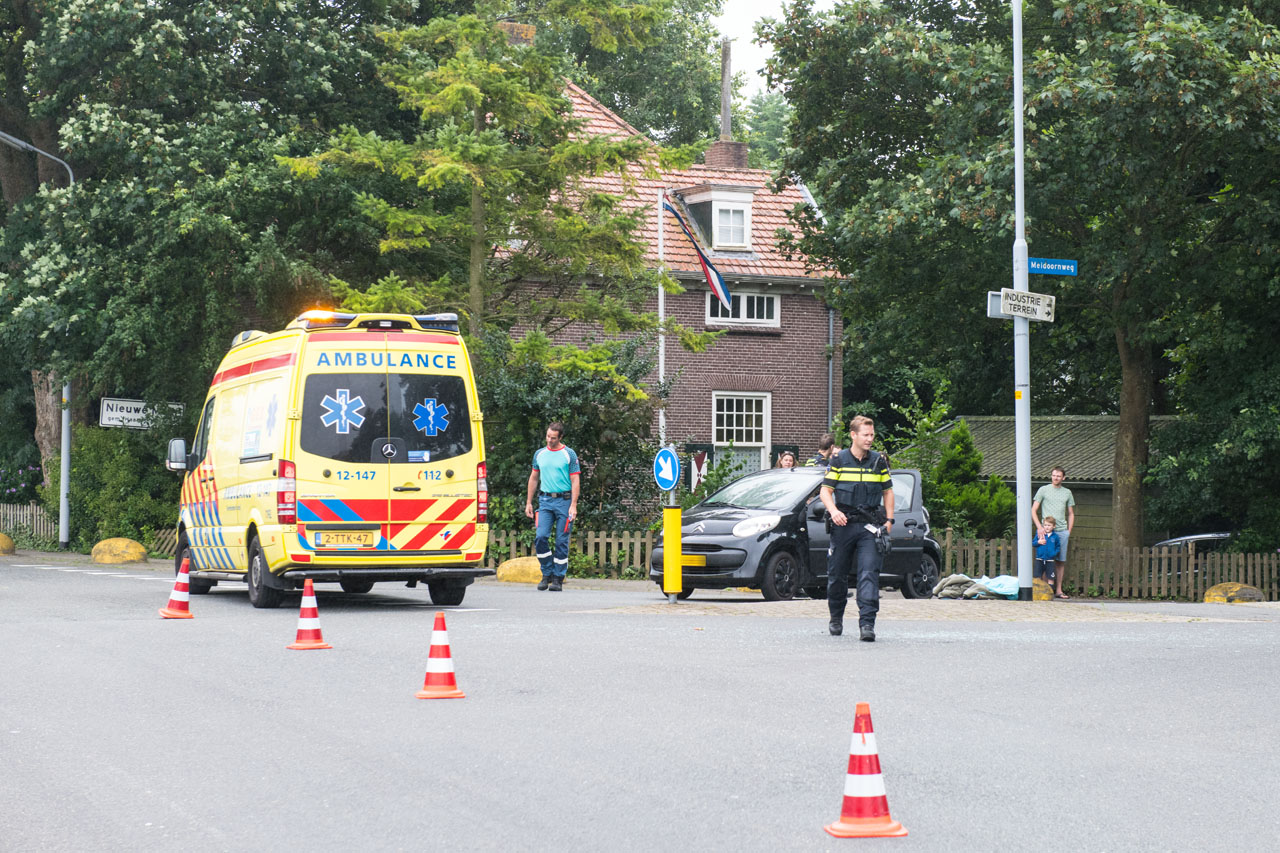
[
  {"x1": 653, "y1": 446, "x2": 681, "y2": 491},
  {"x1": 1029, "y1": 257, "x2": 1077, "y2": 276}
]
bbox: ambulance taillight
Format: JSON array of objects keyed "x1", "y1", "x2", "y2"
[
  {"x1": 278, "y1": 460, "x2": 297, "y2": 524},
  {"x1": 477, "y1": 461, "x2": 488, "y2": 523}
]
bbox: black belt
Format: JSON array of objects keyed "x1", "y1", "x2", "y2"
[{"x1": 540, "y1": 491, "x2": 572, "y2": 499}]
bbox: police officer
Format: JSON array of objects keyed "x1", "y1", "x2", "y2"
[
  {"x1": 525, "y1": 422, "x2": 580, "y2": 591},
  {"x1": 819, "y1": 415, "x2": 894, "y2": 641},
  {"x1": 805, "y1": 433, "x2": 840, "y2": 468}
]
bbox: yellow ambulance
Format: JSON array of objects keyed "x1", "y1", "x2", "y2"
[{"x1": 165, "y1": 311, "x2": 491, "y2": 607}]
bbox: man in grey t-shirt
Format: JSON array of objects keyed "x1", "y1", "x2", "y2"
[{"x1": 1032, "y1": 466, "x2": 1075, "y2": 599}]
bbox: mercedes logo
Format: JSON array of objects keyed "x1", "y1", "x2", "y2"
[{"x1": 381, "y1": 443, "x2": 398, "y2": 459}]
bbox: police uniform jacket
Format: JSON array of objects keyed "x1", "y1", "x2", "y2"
[{"x1": 822, "y1": 448, "x2": 891, "y2": 512}]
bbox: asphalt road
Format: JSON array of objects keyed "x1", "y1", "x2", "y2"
[{"x1": 3, "y1": 553, "x2": 1279, "y2": 852}]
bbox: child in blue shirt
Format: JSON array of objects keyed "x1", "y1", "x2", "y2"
[{"x1": 1034, "y1": 517, "x2": 1060, "y2": 586}]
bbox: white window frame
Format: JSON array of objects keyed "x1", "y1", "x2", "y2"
[
  {"x1": 712, "y1": 201, "x2": 750, "y2": 249},
  {"x1": 706, "y1": 291, "x2": 779, "y2": 327},
  {"x1": 711, "y1": 391, "x2": 772, "y2": 471}
]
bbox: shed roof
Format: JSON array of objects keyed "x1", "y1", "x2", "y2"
[{"x1": 957, "y1": 415, "x2": 1175, "y2": 485}]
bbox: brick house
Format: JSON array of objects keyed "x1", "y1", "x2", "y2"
[{"x1": 566, "y1": 83, "x2": 840, "y2": 480}]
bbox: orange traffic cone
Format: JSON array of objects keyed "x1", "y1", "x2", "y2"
[
  {"x1": 825, "y1": 702, "x2": 908, "y2": 838},
  {"x1": 287, "y1": 578, "x2": 332, "y2": 650},
  {"x1": 416, "y1": 611, "x2": 465, "y2": 699},
  {"x1": 159, "y1": 557, "x2": 195, "y2": 619}
]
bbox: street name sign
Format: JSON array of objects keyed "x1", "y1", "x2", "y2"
[
  {"x1": 99, "y1": 398, "x2": 184, "y2": 429},
  {"x1": 1000, "y1": 288, "x2": 1056, "y2": 322},
  {"x1": 1029, "y1": 257, "x2": 1077, "y2": 276}
]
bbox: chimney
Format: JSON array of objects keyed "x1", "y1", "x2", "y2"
[{"x1": 704, "y1": 38, "x2": 749, "y2": 170}]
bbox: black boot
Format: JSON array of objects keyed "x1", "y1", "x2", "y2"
[
  {"x1": 828, "y1": 618, "x2": 843, "y2": 636},
  {"x1": 859, "y1": 624, "x2": 876, "y2": 642},
  {"x1": 537, "y1": 575, "x2": 551, "y2": 590}
]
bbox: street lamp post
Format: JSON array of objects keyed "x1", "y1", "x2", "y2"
[
  {"x1": 1011, "y1": 0, "x2": 1033, "y2": 599},
  {"x1": 0, "y1": 130, "x2": 76, "y2": 551}
]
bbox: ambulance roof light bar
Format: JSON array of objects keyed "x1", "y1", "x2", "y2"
[{"x1": 413, "y1": 313, "x2": 460, "y2": 332}]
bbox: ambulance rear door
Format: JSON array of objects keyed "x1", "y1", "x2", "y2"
[
  {"x1": 293, "y1": 333, "x2": 392, "y2": 556},
  {"x1": 383, "y1": 332, "x2": 481, "y2": 557}
]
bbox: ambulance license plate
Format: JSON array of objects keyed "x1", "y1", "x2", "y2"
[{"x1": 315, "y1": 531, "x2": 376, "y2": 548}]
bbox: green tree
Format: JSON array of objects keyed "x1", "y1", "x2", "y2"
[
  {"x1": 536, "y1": 0, "x2": 726, "y2": 145},
  {"x1": 737, "y1": 90, "x2": 791, "y2": 172},
  {"x1": 0, "y1": 0, "x2": 418, "y2": 483},
  {"x1": 287, "y1": 4, "x2": 709, "y2": 342},
  {"x1": 761, "y1": 0, "x2": 1280, "y2": 547}
]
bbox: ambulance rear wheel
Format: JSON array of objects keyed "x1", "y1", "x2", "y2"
[
  {"x1": 246, "y1": 538, "x2": 285, "y2": 609},
  {"x1": 339, "y1": 579, "x2": 375, "y2": 594},
  {"x1": 428, "y1": 580, "x2": 466, "y2": 606},
  {"x1": 174, "y1": 534, "x2": 213, "y2": 595}
]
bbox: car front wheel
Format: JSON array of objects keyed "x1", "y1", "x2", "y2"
[
  {"x1": 760, "y1": 551, "x2": 799, "y2": 601},
  {"x1": 901, "y1": 553, "x2": 939, "y2": 599},
  {"x1": 246, "y1": 537, "x2": 285, "y2": 609},
  {"x1": 174, "y1": 534, "x2": 213, "y2": 595}
]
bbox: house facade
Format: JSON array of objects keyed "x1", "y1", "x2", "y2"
[{"x1": 567, "y1": 84, "x2": 840, "y2": 480}]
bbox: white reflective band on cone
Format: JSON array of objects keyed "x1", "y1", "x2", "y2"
[
  {"x1": 431, "y1": 630, "x2": 449, "y2": 646},
  {"x1": 297, "y1": 617, "x2": 321, "y2": 629},
  {"x1": 843, "y1": 774, "x2": 887, "y2": 799},
  {"x1": 847, "y1": 733, "x2": 878, "y2": 755},
  {"x1": 426, "y1": 658, "x2": 456, "y2": 673}
]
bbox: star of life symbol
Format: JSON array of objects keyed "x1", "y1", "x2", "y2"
[
  {"x1": 320, "y1": 389, "x2": 366, "y2": 434},
  {"x1": 413, "y1": 398, "x2": 450, "y2": 437}
]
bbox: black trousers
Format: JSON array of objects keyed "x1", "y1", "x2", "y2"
[{"x1": 827, "y1": 520, "x2": 883, "y2": 627}]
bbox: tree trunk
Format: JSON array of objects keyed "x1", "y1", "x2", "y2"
[
  {"x1": 1112, "y1": 324, "x2": 1153, "y2": 549},
  {"x1": 468, "y1": 105, "x2": 486, "y2": 335},
  {"x1": 31, "y1": 370, "x2": 61, "y2": 489}
]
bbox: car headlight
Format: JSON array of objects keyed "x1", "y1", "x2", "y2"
[{"x1": 732, "y1": 515, "x2": 781, "y2": 538}]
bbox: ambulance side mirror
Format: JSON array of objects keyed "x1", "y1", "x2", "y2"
[{"x1": 166, "y1": 438, "x2": 189, "y2": 472}]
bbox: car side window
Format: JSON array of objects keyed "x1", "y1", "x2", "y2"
[
  {"x1": 190, "y1": 397, "x2": 215, "y2": 465},
  {"x1": 890, "y1": 472, "x2": 914, "y2": 513}
]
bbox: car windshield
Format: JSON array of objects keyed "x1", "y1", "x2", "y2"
[{"x1": 701, "y1": 470, "x2": 820, "y2": 511}]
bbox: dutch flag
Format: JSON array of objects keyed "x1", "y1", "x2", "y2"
[{"x1": 662, "y1": 200, "x2": 732, "y2": 310}]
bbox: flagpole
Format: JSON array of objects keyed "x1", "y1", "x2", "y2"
[{"x1": 657, "y1": 187, "x2": 666, "y2": 444}]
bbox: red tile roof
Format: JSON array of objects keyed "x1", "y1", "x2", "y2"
[{"x1": 565, "y1": 82, "x2": 826, "y2": 283}]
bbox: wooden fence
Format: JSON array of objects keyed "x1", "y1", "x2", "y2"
[
  {"x1": 940, "y1": 532, "x2": 1280, "y2": 601},
  {"x1": 485, "y1": 529, "x2": 654, "y2": 575},
  {"x1": 0, "y1": 502, "x2": 57, "y2": 540}
]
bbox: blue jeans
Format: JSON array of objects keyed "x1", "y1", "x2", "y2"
[
  {"x1": 827, "y1": 521, "x2": 883, "y2": 627},
  {"x1": 535, "y1": 495, "x2": 572, "y2": 579}
]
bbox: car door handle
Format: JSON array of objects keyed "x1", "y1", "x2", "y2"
[
  {"x1": 393, "y1": 485, "x2": 421, "y2": 492},
  {"x1": 903, "y1": 519, "x2": 918, "y2": 529}
]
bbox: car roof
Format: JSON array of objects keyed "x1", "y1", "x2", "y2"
[{"x1": 1153, "y1": 532, "x2": 1231, "y2": 547}]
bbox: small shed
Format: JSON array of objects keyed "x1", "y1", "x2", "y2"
[{"x1": 956, "y1": 415, "x2": 1173, "y2": 549}]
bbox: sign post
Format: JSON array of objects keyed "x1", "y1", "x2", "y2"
[{"x1": 654, "y1": 446, "x2": 682, "y2": 603}]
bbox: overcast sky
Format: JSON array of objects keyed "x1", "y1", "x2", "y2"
[{"x1": 713, "y1": 0, "x2": 835, "y2": 95}]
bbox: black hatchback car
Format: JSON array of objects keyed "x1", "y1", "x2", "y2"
[{"x1": 650, "y1": 466, "x2": 941, "y2": 600}]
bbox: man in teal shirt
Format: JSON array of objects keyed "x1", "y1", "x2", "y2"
[
  {"x1": 1032, "y1": 466, "x2": 1075, "y2": 599},
  {"x1": 525, "y1": 422, "x2": 580, "y2": 591}
]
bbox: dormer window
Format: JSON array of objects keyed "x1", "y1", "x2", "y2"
[
  {"x1": 717, "y1": 207, "x2": 747, "y2": 248},
  {"x1": 675, "y1": 183, "x2": 762, "y2": 252}
]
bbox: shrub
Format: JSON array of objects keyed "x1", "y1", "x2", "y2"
[
  {"x1": 41, "y1": 426, "x2": 181, "y2": 551},
  {"x1": 0, "y1": 463, "x2": 41, "y2": 502}
]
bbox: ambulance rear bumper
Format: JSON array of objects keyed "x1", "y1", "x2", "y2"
[{"x1": 279, "y1": 566, "x2": 494, "y2": 584}]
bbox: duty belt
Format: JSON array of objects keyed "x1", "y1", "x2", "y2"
[{"x1": 540, "y1": 491, "x2": 572, "y2": 499}]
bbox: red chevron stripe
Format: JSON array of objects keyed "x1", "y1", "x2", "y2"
[
  {"x1": 436, "y1": 498, "x2": 473, "y2": 523},
  {"x1": 403, "y1": 522, "x2": 447, "y2": 552}
]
